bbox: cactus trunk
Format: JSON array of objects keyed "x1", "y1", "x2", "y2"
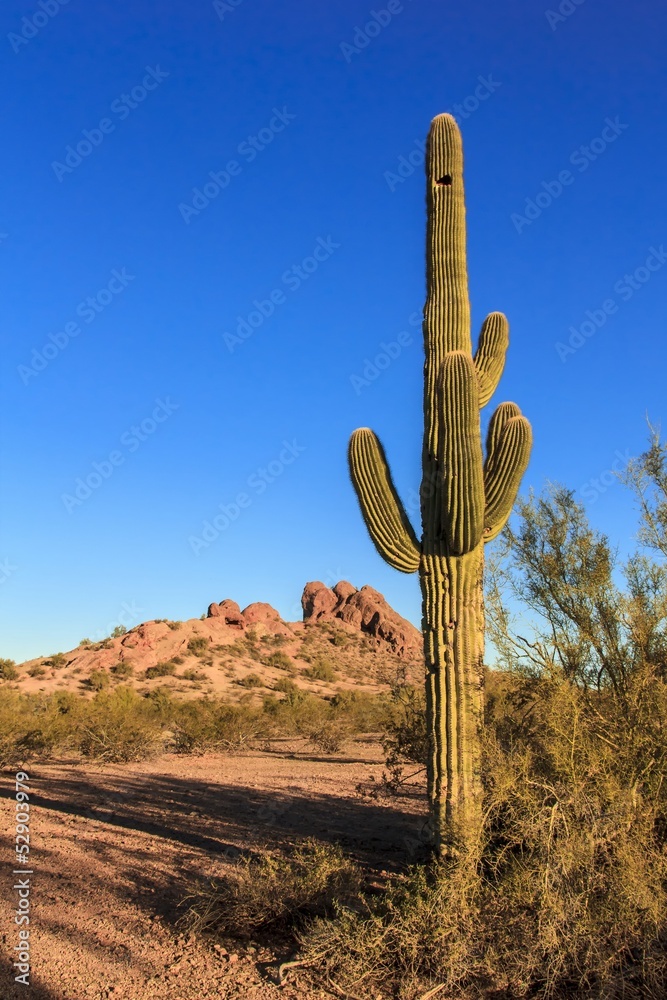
[
  {"x1": 347, "y1": 114, "x2": 532, "y2": 854},
  {"x1": 421, "y1": 549, "x2": 484, "y2": 848}
]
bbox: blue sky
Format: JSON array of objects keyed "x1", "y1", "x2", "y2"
[{"x1": 1, "y1": 0, "x2": 666, "y2": 662}]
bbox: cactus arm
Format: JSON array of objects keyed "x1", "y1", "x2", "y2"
[
  {"x1": 348, "y1": 428, "x2": 421, "y2": 573},
  {"x1": 438, "y1": 352, "x2": 486, "y2": 555},
  {"x1": 483, "y1": 409, "x2": 533, "y2": 542},
  {"x1": 474, "y1": 312, "x2": 509, "y2": 408}
]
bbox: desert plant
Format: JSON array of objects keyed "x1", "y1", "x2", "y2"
[
  {"x1": 86, "y1": 668, "x2": 110, "y2": 691},
  {"x1": 110, "y1": 661, "x2": 134, "y2": 678},
  {"x1": 265, "y1": 650, "x2": 293, "y2": 670},
  {"x1": 0, "y1": 658, "x2": 19, "y2": 680},
  {"x1": 181, "y1": 840, "x2": 360, "y2": 938},
  {"x1": 347, "y1": 114, "x2": 532, "y2": 851},
  {"x1": 170, "y1": 699, "x2": 262, "y2": 754},
  {"x1": 46, "y1": 653, "x2": 67, "y2": 668},
  {"x1": 110, "y1": 625, "x2": 127, "y2": 638},
  {"x1": 235, "y1": 672, "x2": 263, "y2": 688},
  {"x1": 77, "y1": 687, "x2": 164, "y2": 762},
  {"x1": 303, "y1": 657, "x2": 338, "y2": 682},
  {"x1": 145, "y1": 661, "x2": 177, "y2": 679},
  {"x1": 187, "y1": 636, "x2": 209, "y2": 657},
  {"x1": 27, "y1": 664, "x2": 46, "y2": 678}
]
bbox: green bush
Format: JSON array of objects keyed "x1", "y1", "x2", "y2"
[
  {"x1": 187, "y1": 637, "x2": 209, "y2": 657},
  {"x1": 27, "y1": 665, "x2": 46, "y2": 678},
  {"x1": 170, "y1": 699, "x2": 263, "y2": 754},
  {"x1": 86, "y1": 669, "x2": 110, "y2": 691},
  {"x1": 236, "y1": 672, "x2": 263, "y2": 688},
  {"x1": 77, "y1": 687, "x2": 164, "y2": 763},
  {"x1": 0, "y1": 658, "x2": 19, "y2": 680},
  {"x1": 182, "y1": 840, "x2": 360, "y2": 937},
  {"x1": 266, "y1": 650, "x2": 293, "y2": 670},
  {"x1": 110, "y1": 661, "x2": 134, "y2": 678},
  {"x1": 303, "y1": 657, "x2": 338, "y2": 682},
  {"x1": 47, "y1": 653, "x2": 67, "y2": 669},
  {"x1": 145, "y1": 661, "x2": 177, "y2": 679}
]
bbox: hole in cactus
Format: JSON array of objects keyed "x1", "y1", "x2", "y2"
[{"x1": 436, "y1": 174, "x2": 452, "y2": 186}]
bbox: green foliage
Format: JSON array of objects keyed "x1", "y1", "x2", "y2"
[
  {"x1": 187, "y1": 636, "x2": 209, "y2": 657},
  {"x1": 47, "y1": 653, "x2": 67, "y2": 668},
  {"x1": 0, "y1": 658, "x2": 19, "y2": 680},
  {"x1": 182, "y1": 840, "x2": 360, "y2": 937},
  {"x1": 110, "y1": 625, "x2": 127, "y2": 638},
  {"x1": 265, "y1": 650, "x2": 293, "y2": 670},
  {"x1": 27, "y1": 664, "x2": 46, "y2": 678},
  {"x1": 78, "y1": 687, "x2": 164, "y2": 762},
  {"x1": 145, "y1": 661, "x2": 177, "y2": 679},
  {"x1": 110, "y1": 661, "x2": 134, "y2": 678},
  {"x1": 235, "y1": 672, "x2": 263, "y2": 688},
  {"x1": 86, "y1": 668, "x2": 110, "y2": 691},
  {"x1": 170, "y1": 699, "x2": 262, "y2": 754},
  {"x1": 303, "y1": 657, "x2": 338, "y2": 682}
]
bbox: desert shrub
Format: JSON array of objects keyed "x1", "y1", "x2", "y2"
[
  {"x1": 180, "y1": 668, "x2": 207, "y2": 681},
  {"x1": 79, "y1": 638, "x2": 92, "y2": 647},
  {"x1": 46, "y1": 653, "x2": 67, "y2": 669},
  {"x1": 167, "y1": 621, "x2": 182, "y2": 631},
  {"x1": 110, "y1": 625, "x2": 127, "y2": 638},
  {"x1": 330, "y1": 689, "x2": 389, "y2": 733},
  {"x1": 110, "y1": 661, "x2": 134, "y2": 678},
  {"x1": 27, "y1": 665, "x2": 46, "y2": 678},
  {"x1": 170, "y1": 699, "x2": 263, "y2": 754},
  {"x1": 235, "y1": 672, "x2": 263, "y2": 688},
  {"x1": 306, "y1": 718, "x2": 351, "y2": 753},
  {"x1": 273, "y1": 677, "x2": 298, "y2": 695},
  {"x1": 145, "y1": 661, "x2": 176, "y2": 679},
  {"x1": 182, "y1": 840, "x2": 360, "y2": 938},
  {"x1": 172, "y1": 655, "x2": 184, "y2": 664},
  {"x1": 265, "y1": 650, "x2": 293, "y2": 670},
  {"x1": 77, "y1": 687, "x2": 164, "y2": 762},
  {"x1": 227, "y1": 641, "x2": 247, "y2": 658},
  {"x1": 86, "y1": 669, "x2": 110, "y2": 691},
  {"x1": 0, "y1": 658, "x2": 19, "y2": 680},
  {"x1": 0, "y1": 691, "x2": 83, "y2": 765},
  {"x1": 187, "y1": 637, "x2": 209, "y2": 657},
  {"x1": 303, "y1": 657, "x2": 338, "y2": 682},
  {"x1": 330, "y1": 631, "x2": 348, "y2": 647}
]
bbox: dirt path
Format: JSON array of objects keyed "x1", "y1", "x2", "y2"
[{"x1": 1, "y1": 739, "x2": 428, "y2": 999}]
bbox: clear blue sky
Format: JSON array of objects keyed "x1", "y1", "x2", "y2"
[{"x1": 1, "y1": 0, "x2": 666, "y2": 662}]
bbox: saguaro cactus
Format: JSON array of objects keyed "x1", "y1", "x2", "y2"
[{"x1": 348, "y1": 114, "x2": 532, "y2": 851}]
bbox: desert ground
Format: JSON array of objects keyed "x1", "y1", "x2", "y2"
[{"x1": 1, "y1": 736, "x2": 428, "y2": 1000}]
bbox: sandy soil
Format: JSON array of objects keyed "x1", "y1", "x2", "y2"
[{"x1": 0, "y1": 739, "x2": 428, "y2": 999}]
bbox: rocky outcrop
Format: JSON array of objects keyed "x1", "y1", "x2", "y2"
[
  {"x1": 301, "y1": 580, "x2": 421, "y2": 658},
  {"x1": 207, "y1": 599, "x2": 245, "y2": 628},
  {"x1": 206, "y1": 599, "x2": 293, "y2": 636}
]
